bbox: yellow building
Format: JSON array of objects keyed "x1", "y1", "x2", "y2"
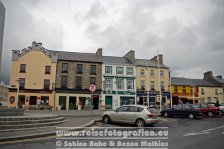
[
  {"x1": 8, "y1": 42, "x2": 58, "y2": 109},
  {"x1": 135, "y1": 55, "x2": 170, "y2": 105},
  {"x1": 171, "y1": 77, "x2": 223, "y2": 104}
]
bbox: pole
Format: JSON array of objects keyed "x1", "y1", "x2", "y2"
[
  {"x1": 157, "y1": 51, "x2": 162, "y2": 111},
  {"x1": 146, "y1": 62, "x2": 149, "y2": 106},
  {"x1": 192, "y1": 87, "x2": 195, "y2": 104},
  {"x1": 16, "y1": 80, "x2": 19, "y2": 109},
  {"x1": 169, "y1": 70, "x2": 173, "y2": 108},
  {"x1": 91, "y1": 92, "x2": 93, "y2": 120}
]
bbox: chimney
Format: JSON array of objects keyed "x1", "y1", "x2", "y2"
[
  {"x1": 32, "y1": 41, "x2": 42, "y2": 50},
  {"x1": 96, "y1": 48, "x2": 102, "y2": 57},
  {"x1": 12, "y1": 50, "x2": 20, "y2": 60},
  {"x1": 204, "y1": 71, "x2": 213, "y2": 80},
  {"x1": 151, "y1": 54, "x2": 163, "y2": 64},
  {"x1": 216, "y1": 75, "x2": 222, "y2": 79},
  {"x1": 124, "y1": 50, "x2": 135, "y2": 63}
]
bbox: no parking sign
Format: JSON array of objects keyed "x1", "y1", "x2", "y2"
[{"x1": 89, "y1": 84, "x2": 96, "y2": 92}]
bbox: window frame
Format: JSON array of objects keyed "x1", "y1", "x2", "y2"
[
  {"x1": 20, "y1": 64, "x2": 26, "y2": 73},
  {"x1": 116, "y1": 67, "x2": 124, "y2": 75},
  {"x1": 140, "y1": 69, "x2": 145, "y2": 76},
  {"x1": 76, "y1": 64, "x2": 83, "y2": 74},
  {"x1": 44, "y1": 79, "x2": 50, "y2": 90},
  {"x1": 76, "y1": 76, "x2": 82, "y2": 89},
  {"x1": 90, "y1": 77, "x2": 96, "y2": 85},
  {"x1": 61, "y1": 76, "x2": 67, "y2": 88},
  {"x1": 126, "y1": 67, "x2": 133, "y2": 75},
  {"x1": 62, "y1": 63, "x2": 68, "y2": 73},
  {"x1": 90, "y1": 65, "x2": 96, "y2": 75},
  {"x1": 141, "y1": 80, "x2": 145, "y2": 90},
  {"x1": 19, "y1": 78, "x2": 25, "y2": 89},
  {"x1": 150, "y1": 81, "x2": 155, "y2": 90},
  {"x1": 105, "y1": 66, "x2": 112, "y2": 74},
  {"x1": 45, "y1": 66, "x2": 51, "y2": 74},
  {"x1": 116, "y1": 78, "x2": 124, "y2": 90},
  {"x1": 127, "y1": 79, "x2": 134, "y2": 90}
]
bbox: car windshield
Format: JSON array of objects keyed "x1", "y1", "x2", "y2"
[
  {"x1": 147, "y1": 107, "x2": 157, "y2": 113},
  {"x1": 191, "y1": 105, "x2": 199, "y2": 109}
]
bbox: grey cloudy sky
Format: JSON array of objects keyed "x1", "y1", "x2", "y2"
[{"x1": 1, "y1": 0, "x2": 224, "y2": 84}]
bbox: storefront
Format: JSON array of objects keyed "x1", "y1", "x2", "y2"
[{"x1": 137, "y1": 91, "x2": 170, "y2": 105}]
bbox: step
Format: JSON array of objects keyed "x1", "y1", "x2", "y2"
[
  {"x1": 0, "y1": 119, "x2": 67, "y2": 130},
  {"x1": 0, "y1": 117, "x2": 65, "y2": 125},
  {"x1": 0, "y1": 114, "x2": 59, "y2": 121}
]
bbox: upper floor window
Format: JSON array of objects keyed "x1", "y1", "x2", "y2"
[
  {"x1": 45, "y1": 66, "x2": 51, "y2": 74},
  {"x1": 182, "y1": 86, "x2": 186, "y2": 93},
  {"x1": 61, "y1": 76, "x2": 67, "y2": 88},
  {"x1": 140, "y1": 69, "x2": 145, "y2": 76},
  {"x1": 76, "y1": 64, "x2": 83, "y2": 74},
  {"x1": 126, "y1": 67, "x2": 133, "y2": 75},
  {"x1": 90, "y1": 65, "x2": 96, "y2": 75},
  {"x1": 44, "y1": 79, "x2": 50, "y2": 90},
  {"x1": 127, "y1": 80, "x2": 134, "y2": 90},
  {"x1": 105, "y1": 66, "x2": 112, "y2": 74},
  {"x1": 20, "y1": 64, "x2": 26, "y2": 73},
  {"x1": 90, "y1": 77, "x2": 96, "y2": 85},
  {"x1": 160, "y1": 70, "x2": 164, "y2": 77},
  {"x1": 161, "y1": 81, "x2": 165, "y2": 90},
  {"x1": 150, "y1": 70, "x2": 155, "y2": 76},
  {"x1": 201, "y1": 88, "x2": 205, "y2": 95},
  {"x1": 62, "y1": 63, "x2": 68, "y2": 73},
  {"x1": 104, "y1": 79, "x2": 112, "y2": 89},
  {"x1": 215, "y1": 89, "x2": 219, "y2": 95},
  {"x1": 76, "y1": 76, "x2": 82, "y2": 89},
  {"x1": 19, "y1": 78, "x2": 25, "y2": 89},
  {"x1": 116, "y1": 67, "x2": 123, "y2": 75},
  {"x1": 174, "y1": 86, "x2": 178, "y2": 93},
  {"x1": 141, "y1": 80, "x2": 145, "y2": 90},
  {"x1": 116, "y1": 79, "x2": 124, "y2": 89},
  {"x1": 151, "y1": 81, "x2": 155, "y2": 90}
]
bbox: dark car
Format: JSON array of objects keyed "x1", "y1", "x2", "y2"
[
  {"x1": 194, "y1": 103, "x2": 220, "y2": 117},
  {"x1": 160, "y1": 104, "x2": 202, "y2": 119}
]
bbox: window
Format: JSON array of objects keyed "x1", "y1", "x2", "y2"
[
  {"x1": 116, "y1": 106, "x2": 128, "y2": 112},
  {"x1": 20, "y1": 64, "x2": 26, "y2": 73},
  {"x1": 116, "y1": 79, "x2": 124, "y2": 89},
  {"x1": 126, "y1": 67, "x2": 133, "y2": 75},
  {"x1": 160, "y1": 70, "x2": 164, "y2": 77},
  {"x1": 76, "y1": 64, "x2": 83, "y2": 74},
  {"x1": 62, "y1": 63, "x2": 68, "y2": 73},
  {"x1": 174, "y1": 86, "x2": 178, "y2": 93},
  {"x1": 76, "y1": 76, "x2": 82, "y2": 88},
  {"x1": 141, "y1": 80, "x2": 145, "y2": 90},
  {"x1": 105, "y1": 66, "x2": 112, "y2": 74},
  {"x1": 140, "y1": 69, "x2": 145, "y2": 76},
  {"x1": 45, "y1": 66, "x2": 51, "y2": 74},
  {"x1": 90, "y1": 77, "x2": 96, "y2": 85},
  {"x1": 151, "y1": 81, "x2": 155, "y2": 90},
  {"x1": 91, "y1": 65, "x2": 96, "y2": 75},
  {"x1": 183, "y1": 86, "x2": 186, "y2": 94},
  {"x1": 105, "y1": 79, "x2": 112, "y2": 89},
  {"x1": 150, "y1": 70, "x2": 155, "y2": 76},
  {"x1": 161, "y1": 81, "x2": 165, "y2": 90},
  {"x1": 19, "y1": 78, "x2": 25, "y2": 89},
  {"x1": 207, "y1": 97, "x2": 211, "y2": 103},
  {"x1": 128, "y1": 106, "x2": 143, "y2": 112},
  {"x1": 116, "y1": 67, "x2": 123, "y2": 75},
  {"x1": 215, "y1": 89, "x2": 218, "y2": 95},
  {"x1": 41, "y1": 96, "x2": 49, "y2": 105},
  {"x1": 127, "y1": 80, "x2": 134, "y2": 90},
  {"x1": 44, "y1": 79, "x2": 50, "y2": 90},
  {"x1": 201, "y1": 88, "x2": 205, "y2": 95},
  {"x1": 61, "y1": 76, "x2": 67, "y2": 88}
]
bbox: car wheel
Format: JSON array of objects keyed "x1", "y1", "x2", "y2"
[
  {"x1": 136, "y1": 118, "x2": 146, "y2": 127},
  {"x1": 103, "y1": 115, "x2": 111, "y2": 124},
  {"x1": 188, "y1": 113, "x2": 194, "y2": 119},
  {"x1": 208, "y1": 112, "x2": 213, "y2": 117},
  {"x1": 164, "y1": 112, "x2": 169, "y2": 118}
]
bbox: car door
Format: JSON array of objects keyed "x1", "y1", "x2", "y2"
[
  {"x1": 112, "y1": 106, "x2": 129, "y2": 122},
  {"x1": 125, "y1": 106, "x2": 139, "y2": 124},
  {"x1": 181, "y1": 104, "x2": 192, "y2": 117},
  {"x1": 171, "y1": 104, "x2": 183, "y2": 117}
]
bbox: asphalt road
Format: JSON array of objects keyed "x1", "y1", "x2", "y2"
[{"x1": 1, "y1": 116, "x2": 224, "y2": 149}]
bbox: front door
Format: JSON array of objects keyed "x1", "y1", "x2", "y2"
[
  {"x1": 69, "y1": 97, "x2": 76, "y2": 110},
  {"x1": 93, "y1": 95, "x2": 99, "y2": 109},
  {"x1": 18, "y1": 95, "x2": 25, "y2": 107},
  {"x1": 29, "y1": 96, "x2": 37, "y2": 105},
  {"x1": 59, "y1": 96, "x2": 67, "y2": 110},
  {"x1": 105, "y1": 96, "x2": 112, "y2": 108}
]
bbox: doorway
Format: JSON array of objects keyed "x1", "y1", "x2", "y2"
[
  {"x1": 18, "y1": 95, "x2": 25, "y2": 108},
  {"x1": 92, "y1": 95, "x2": 99, "y2": 109},
  {"x1": 29, "y1": 96, "x2": 37, "y2": 105},
  {"x1": 105, "y1": 96, "x2": 113, "y2": 108},
  {"x1": 59, "y1": 96, "x2": 67, "y2": 110},
  {"x1": 79, "y1": 97, "x2": 86, "y2": 110},
  {"x1": 69, "y1": 96, "x2": 76, "y2": 110}
]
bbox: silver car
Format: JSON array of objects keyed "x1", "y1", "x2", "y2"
[{"x1": 101, "y1": 105, "x2": 160, "y2": 127}]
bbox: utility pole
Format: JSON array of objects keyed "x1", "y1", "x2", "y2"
[
  {"x1": 146, "y1": 62, "x2": 149, "y2": 106},
  {"x1": 169, "y1": 70, "x2": 173, "y2": 108},
  {"x1": 157, "y1": 51, "x2": 162, "y2": 111}
]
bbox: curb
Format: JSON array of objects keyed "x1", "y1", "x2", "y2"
[{"x1": 0, "y1": 119, "x2": 101, "y2": 143}]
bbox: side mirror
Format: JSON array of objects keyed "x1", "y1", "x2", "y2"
[{"x1": 113, "y1": 109, "x2": 117, "y2": 112}]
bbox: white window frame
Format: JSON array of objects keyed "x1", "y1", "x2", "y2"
[
  {"x1": 116, "y1": 67, "x2": 123, "y2": 75},
  {"x1": 126, "y1": 67, "x2": 133, "y2": 75},
  {"x1": 127, "y1": 80, "x2": 134, "y2": 90},
  {"x1": 151, "y1": 81, "x2": 155, "y2": 90},
  {"x1": 150, "y1": 70, "x2": 155, "y2": 76},
  {"x1": 105, "y1": 66, "x2": 112, "y2": 74},
  {"x1": 141, "y1": 80, "x2": 145, "y2": 90},
  {"x1": 105, "y1": 79, "x2": 112, "y2": 89},
  {"x1": 161, "y1": 81, "x2": 165, "y2": 90},
  {"x1": 116, "y1": 79, "x2": 124, "y2": 90},
  {"x1": 160, "y1": 70, "x2": 164, "y2": 77}
]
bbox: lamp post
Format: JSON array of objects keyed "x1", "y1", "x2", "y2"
[
  {"x1": 169, "y1": 70, "x2": 173, "y2": 108},
  {"x1": 16, "y1": 79, "x2": 20, "y2": 109},
  {"x1": 192, "y1": 86, "x2": 195, "y2": 104},
  {"x1": 157, "y1": 51, "x2": 162, "y2": 111}
]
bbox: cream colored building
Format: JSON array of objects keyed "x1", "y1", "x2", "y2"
[
  {"x1": 0, "y1": 83, "x2": 8, "y2": 106},
  {"x1": 135, "y1": 55, "x2": 170, "y2": 105},
  {"x1": 8, "y1": 42, "x2": 58, "y2": 109},
  {"x1": 198, "y1": 86, "x2": 223, "y2": 103}
]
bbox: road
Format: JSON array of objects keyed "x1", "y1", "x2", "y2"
[{"x1": 0, "y1": 116, "x2": 224, "y2": 149}]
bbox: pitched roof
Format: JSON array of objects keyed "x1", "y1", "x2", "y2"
[
  {"x1": 50, "y1": 50, "x2": 102, "y2": 63},
  {"x1": 171, "y1": 77, "x2": 219, "y2": 87},
  {"x1": 103, "y1": 56, "x2": 133, "y2": 65},
  {"x1": 134, "y1": 59, "x2": 169, "y2": 68},
  {"x1": 213, "y1": 76, "x2": 224, "y2": 84}
]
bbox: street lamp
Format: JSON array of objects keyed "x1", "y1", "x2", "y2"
[{"x1": 16, "y1": 79, "x2": 20, "y2": 109}]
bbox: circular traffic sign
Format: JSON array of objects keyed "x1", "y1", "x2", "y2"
[{"x1": 89, "y1": 84, "x2": 96, "y2": 92}]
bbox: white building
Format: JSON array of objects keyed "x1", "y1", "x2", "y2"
[{"x1": 101, "y1": 51, "x2": 136, "y2": 109}]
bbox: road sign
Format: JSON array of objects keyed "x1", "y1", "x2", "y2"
[{"x1": 89, "y1": 84, "x2": 96, "y2": 92}]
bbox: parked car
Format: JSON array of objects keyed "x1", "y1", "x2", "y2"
[
  {"x1": 207, "y1": 102, "x2": 224, "y2": 115},
  {"x1": 101, "y1": 105, "x2": 160, "y2": 127},
  {"x1": 160, "y1": 104, "x2": 202, "y2": 119},
  {"x1": 194, "y1": 103, "x2": 220, "y2": 117}
]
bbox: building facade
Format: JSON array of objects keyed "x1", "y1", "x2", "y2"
[
  {"x1": 0, "y1": 1, "x2": 5, "y2": 80},
  {"x1": 135, "y1": 55, "x2": 170, "y2": 105},
  {"x1": 0, "y1": 83, "x2": 8, "y2": 106},
  {"x1": 8, "y1": 42, "x2": 57, "y2": 108},
  {"x1": 54, "y1": 49, "x2": 102, "y2": 110},
  {"x1": 171, "y1": 77, "x2": 223, "y2": 104},
  {"x1": 101, "y1": 51, "x2": 136, "y2": 109}
]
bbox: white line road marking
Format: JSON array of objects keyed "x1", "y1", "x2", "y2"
[
  {"x1": 183, "y1": 132, "x2": 210, "y2": 137},
  {"x1": 202, "y1": 125, "x2": 224, "y2": 132}
]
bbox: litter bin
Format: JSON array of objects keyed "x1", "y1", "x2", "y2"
[{"x1": 58, "y1": 105, "x2": 61, "y2": 110}]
